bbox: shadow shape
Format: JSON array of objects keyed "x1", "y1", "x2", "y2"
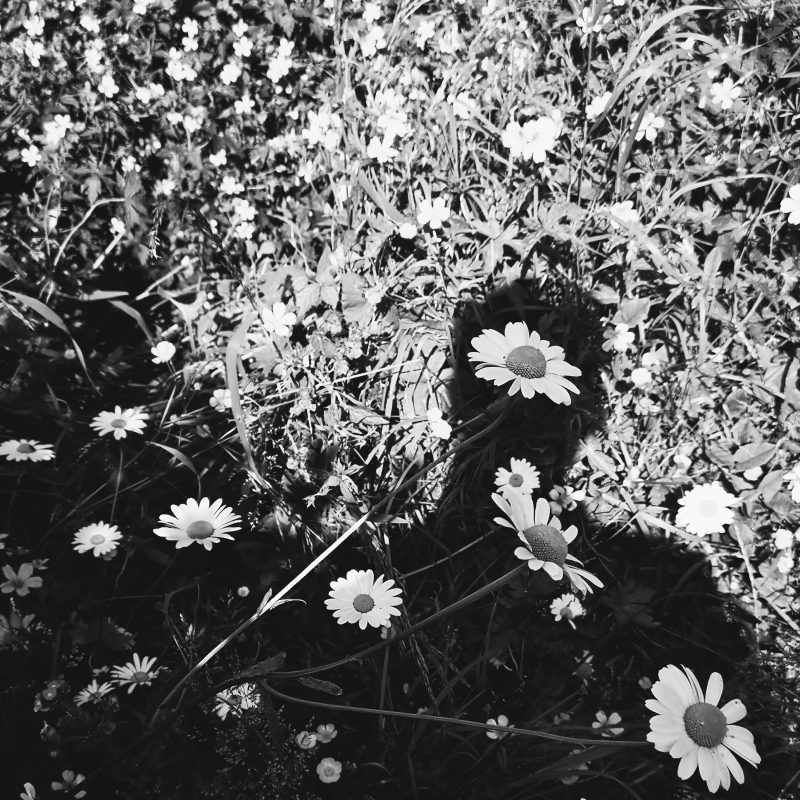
[{"x1": 353, "y1": 277, "x2": 798, "y2": 800}]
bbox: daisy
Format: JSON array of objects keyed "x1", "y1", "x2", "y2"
[
  {"x1": 646, "y1": 665, "x2": 761, "y2": 793},
  {"x1": 73, "y1": 522, "x2": 122, "y2": 557},
  {"x1": 495, "y1": 457, "x2": 540, "y2": 496},
  {"x1": 426, "y1": 407, "x2": 452, "y2": 440},
  {"x1": 0, "y1": 439, "x2": 55, "y2": 462},
  {"x1": 261, "y1": 301, "x2": 297, "y2": 337},
  {"x1": 110, "y1": 653, "x2": 160, "y2": 693},
  {"x1": 550, "y1": 592, "x2": 584, "y2": 629},
  {"x1": 315, "y1": 723, "x2": 338, "y2": 743},
  {"x1": 153, "y1": 497, "x2": 242, "y2": 550},
  {"x1": 486, "y1": 714, "x2": 513, "y2": 739},
  {"x1": 316, "y1": 757, "x2": 342, "y2": 784},
  {"x1": 493, "y1": 493, "x2": 603, "y2": 595},
  {"x1": 214, "y1": 683, "x2": 260, "y2": 720},
  {"x1": 469, "y1": 322, "x2": 581, "y2": 404},
  {"x1": 90, "y1": 406, "x2": 148, "y2": 440},
  {"x1": 675, "y1": 481, "x2": 738, "y2": 536},
  {"x1": 592, "y1": 710, "x2": 624, "y2": 737},
  {"x1": 74, "y1": 679, "x2": 114, "y2": 706},
  {"x1": 325, "y1": 569, "x2": 403, "y2": 630}
]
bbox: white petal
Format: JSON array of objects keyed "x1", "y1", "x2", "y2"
[
  {"x1": 705, "y1": 672, "x2": 724, "y2": 706},
  {"x1": 720, "y1": 698, "x2": 746, "y2": 724},
  {"x1": 677, "y1": 746, "x2": 699, "y2": 780}
]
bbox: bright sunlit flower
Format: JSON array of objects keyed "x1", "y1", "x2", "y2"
[
  {"x1": 417, "y1": 196, "x2": 450, "y2": 229},
  {"x1": 261, "y1": 301, "x2": 297, "y2": 337},
  {"x1": 783, "y1": 463, "x2": 800, "y2": 500},
  {"x1": 154, "y1": 497, "x2": 242, "y2": 550},
  {"x1": 646, "y1": 665, "x2": 760, "y2": 793},
  {"x1": 111, "y1": 653, "x2": 160, "y2": 693},
  {"x1": 493, "y1": 493, "x2": 604, "y2": 595},
  {"x1": 607, "y1": 200, "x2": 639, "y2": 229},
  {"x1": 73, "y1": 522, "x2": 122, "y2": 557},
  {"x1": 316, "y1": 757, "x2": 342, "y2": 784},
  {"x1": 501, "y1": 115, "x2": 559, "y2": 162},
  {"x1": 602, "y1": 323, "x2": 635, "y2": 353},
  {"x1": 469, "y1": 322, "x2": 581, "y2": 404},
  {"x1": 709, "y1": 77, "x2": 742, "y2": 110},
  {"x1": 592, "y1": 710, "x2": 624, "y2": 737},
  {"x1": 325, "y1": 569, "x2": 403, "y2": 629},
  {"x1": 214, "y1": 683, "x2": 260, "y2": 719},
  {"x1": 426, "y1": 407, "x2": 452, "y2": 440},
  {"x1": 550, "y1": 592, "x2": 584, "y2": 629},
  {"x1": 781, "y1": 184, "x2": 800, "y2": 225},
  {"x1": 486, "y1": 714, "x2": 513, "y2": 739},
  {"x1": 586, "y1": 91, "x2": 612, "y2": 121},
  {"x1": 20, "y1": 145, "x2": 41, "y2": 167},
  {"x1": 495, "y1": 458, "x2": 540, "y2": 496},
  {"x1": 74, "y1": 679, "x2": 114, "y2": 706},
  {"x1": 315, "y1": 723, "x2": 338, "y2": 743},
  {"x1": 0, "y1": 439, "x2": 54, "y2": 462},
  {"x1": 632, "y1": 110, "x2": 665, "y2": 142},
  {"x1": 675, "y1": 481, "x2": 738, "y2": 536},
  {"x1": 90, "y1": 406, "x2": 148, "y2": 440},
  {"x1": 151, "y1": 341, "x2": 176, "y2": 363}
]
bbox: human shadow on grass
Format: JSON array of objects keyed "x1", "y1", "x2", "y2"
[{"x1": 347, "y1": 277, "x2": 798, "y2": 800}]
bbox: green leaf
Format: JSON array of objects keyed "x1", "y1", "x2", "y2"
[
  {"x1": 297, "y1": 676, "x2": 343, "y2": 696},
  {"x1": 238, "y1": 651, "x2": 286, "y2": 678},
  {"x1": 733, "y1": 443, "x2": 776, "y2": 473}
]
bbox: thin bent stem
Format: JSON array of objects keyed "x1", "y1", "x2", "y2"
[
  {"x1": 151, "y1": 402, "x2": 510, "y2": 721},
  {"x1": 257, "y1": 681, "x2": 648, "y2": 749}
]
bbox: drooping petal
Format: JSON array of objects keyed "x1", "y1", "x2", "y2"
[
  {"x1": 720, "y1": 698, "x2": 746, "y2": 724},
  {"x1": 677, "y1": 746, "x2": 699, "y2": 780},
  {"x1": 718, "y1": 744, "x2": 745, "y2": 784}
]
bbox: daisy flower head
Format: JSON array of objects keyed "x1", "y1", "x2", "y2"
[
  {"x1": 469, "y1": 322, "x2": 581, "y2": 404},
  {"x1": 90, "y1": 406, "x2": 148, "y2": 440},
  {"x1": 73, "y1": 522, "x2": 122, "y2": 557},
  {"x1": 675, "y1": 481, "x2": 738, "y2": 536},
  {"x1": 492, "y1": 492, "x2": 603, "y2": 595},
  {"x1": 296, "y1": 731, "x2": 318, "y2": 749},
  {"x1": 646, "y1": 665, "x2": 760, "y2": 793},
  {"x1": 325, "y1": 569, "x2": 403, "y2": 629},
  {"x1": 154, "y1": 497, "x2": 242, "y2": 550},
  {"x1": 110, "y1": 653, "x2": 160, "y2": 693},
  {"x1": 495, "y1": 457, "x2": 540, "y2": 496},
  {"x1": 74, "y1": 679, "x2": 114, "y2": 706},
  {"x1": 0, "y1": 439, "x2": 54, "y2": 462},
  {"x1": 486, "y1": 714, "x2": 513, "y2": 739},
  {"x1": 550, "y1": 592, "x2": 584, "y2": 629}
]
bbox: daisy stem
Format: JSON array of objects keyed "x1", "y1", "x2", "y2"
[
  {"x1": 150, "y1": 403, "x2": 510, "y2": 721},
  {"x1": 256, "y1": 681, "x2": 649, "y2": 749}
]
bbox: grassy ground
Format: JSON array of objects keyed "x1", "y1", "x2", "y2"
[{"x1": 1, "y1": 0, "x2": 800, "y2": 797}]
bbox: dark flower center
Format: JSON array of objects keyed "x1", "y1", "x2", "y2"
[
  {"x1": 187, "y1": 520, "x2": 215, "y2": 539},
  {"x1": 132, "y1": 671, "x2": 151, "y2": 684},
  {"x1": 90, "y1": 534, "x2": 106, "y2": 545},
  {"x1": 505, "y1": 346, "x2": 547, "y2": 379},
  {"x1": 560, "y1": 608, "x2": 573, "y2": 619},
  {"x1": 508, "y1": 473, "x2": 524, "y2": 487},
  {"x1": 110, "y1": 419, "x2": 127, "y2": 429},
  {"x1": 17, "y1": 443, "x2": 36, "y2": 454},
  {"x1": 683, "y1": 702, "x2": 727, "y2": 748},
  {"x1": 521, "y1": 524, "x2": 568, "y2": 566},
  {"x1": 353, "y1": 593, "x2": 375, "y2": 613}
]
